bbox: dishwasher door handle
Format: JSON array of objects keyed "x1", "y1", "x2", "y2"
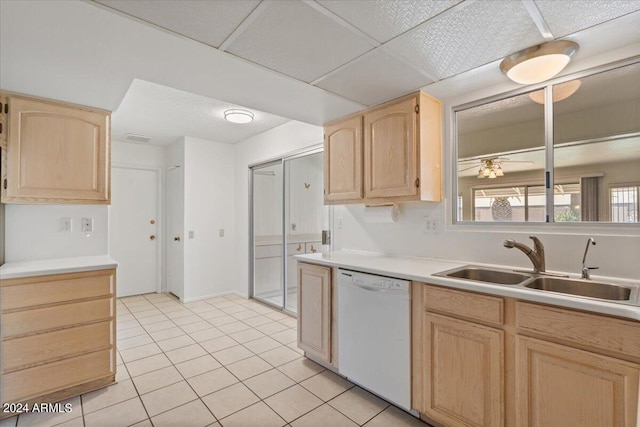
[{"x1": 350, "y1": 282, "x2": 407, "y2": 294}]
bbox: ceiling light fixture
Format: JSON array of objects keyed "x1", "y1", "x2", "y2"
[
  {"x1": 224, "y1": 109, "x2": 254, "y2": 124},
  {"x1": 500, "y1": 40, "x2": 579, "y2": 85},
  {"x1": 528, "y1": 79, "x2": 582, "y2": 104}
]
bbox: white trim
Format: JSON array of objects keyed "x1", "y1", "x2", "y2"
[
  {"x1": 218, "y1": 1, "x2": 272, "y2": 51},
  {"x1": 111, "y1": 163, "x2": 164, "y2": 294}
]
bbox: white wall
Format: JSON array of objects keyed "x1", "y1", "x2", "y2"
[
  {"x1": 112, "y1": 139, "x2": 166, "y2": 167},
  {"x1": 234, "y1": 121, "x2": 324, "y2": 297},
  {"x1": 182, "y1": 137, "x2": 236, "y2": 300},
  {"x1": 5, "y1": 204, "x2": 108, "y2": 262}
]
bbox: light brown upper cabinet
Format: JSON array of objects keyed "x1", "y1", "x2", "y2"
[
  {"x1": 324, "y1": 115, "x2": 363, "y2": 203},
  {"x1": 323, "y1": 91, "x2": 442, "y2": 205},
  {"x1": 0, "y1": 92, "x2": 110, "y2": 204}
]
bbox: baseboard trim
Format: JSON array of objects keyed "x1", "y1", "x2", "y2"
[{"x1": 181, "y1": 290, "x2": 248, "y2": 303}]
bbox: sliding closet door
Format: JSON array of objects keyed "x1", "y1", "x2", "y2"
[
  {"x1": 284, "y1": 152, "x2": 330, "y2": 314},
  {"x1": 251, "y1": 162, "x2": 284, "y2": 309}
]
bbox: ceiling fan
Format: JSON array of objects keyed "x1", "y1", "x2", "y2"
[{"x1": 458, "y1": 157, "x2": 534, "y2": 179}]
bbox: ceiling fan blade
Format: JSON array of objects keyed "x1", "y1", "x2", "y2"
[{"x1": 459, "y1": 165, "x2": 481, "y2": 172}]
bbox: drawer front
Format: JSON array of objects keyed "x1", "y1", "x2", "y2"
[
  {"x1": 516, "y1": 301, "x2": 640, "y2": 360},
  {"x1": 305, "y1": 242, "x2": 323, "y2": 254},
  {"x1": 423, "y1": 284, "x2": 504, "y2": 326},
  {"x1": 1, "y1": 298, "x2": 113, "y2": 338},
  {"x1": 1, "y1": 271, "x2": 113, "y2": 311},
  {"x1": 255, "y1": 244, "x2": 282, "y2": 259},
  {"x1": 1, "y1": 321, "x2": 113, "y2": 372},
  {"x1": 1, "y1": 349, "x2": 113, "y2": 403}
]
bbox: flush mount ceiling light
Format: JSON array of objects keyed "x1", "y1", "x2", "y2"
[
  {"x1": 500, "y1": 41, "x2": 580, "y2": 85},
  {"x1": 224, "y1": 109, "x2": 254, "y2": 124},
  {"x1": 529, "y1": 79, "x2": 582, "y2": 104}
]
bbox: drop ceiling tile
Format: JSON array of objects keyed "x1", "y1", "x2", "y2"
[
  {"x1": 385, "y1": 0, "x2": 545, "y2": 80},
  {"x1": 316, "y1": 49, "x2": 433, "y2": 106},
  {"x1": 226, "y1": 1, "x2": 375, "y2": 83},
  {"x1": 96, "y1": 0, "x2": 260, "y2": 48},
  {"x1": 534, "y1": 0, "x2": 640, "y2": 38},
  {"x1": 317, "y1": 0, "x2": 462, "y2": 43},
  {"x1": 112, "y1": 80, "x2": 290, "y2": 145}
]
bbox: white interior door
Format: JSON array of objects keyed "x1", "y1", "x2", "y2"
[
  {"x1": 111, "y1": 166, "x2": 160, "y2": 297},
  {"x1": 167, "y1": 166, "x2": 184, "y2": 299}
]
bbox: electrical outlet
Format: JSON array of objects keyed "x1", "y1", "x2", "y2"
[
  {"x1": 61, "y1": 217, "x2": 72, "y2": 232},
  {"x1": 81, "y1": 218, "x2": 93, "y2": 233},
  {"x1": 423, "y1": 216, "x2": 440, "y2": 234}
]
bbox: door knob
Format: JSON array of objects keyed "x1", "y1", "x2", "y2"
[
  {"x1": 174, "y1": 236, "x2": 181, "y2": 241},
  {"x1": 150, "y1": 235, "x2": 156, "y2": 240}
]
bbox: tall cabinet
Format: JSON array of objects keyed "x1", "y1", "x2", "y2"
[{"x1": 0, "y1": 92, "x2": 111, "y2": 204}]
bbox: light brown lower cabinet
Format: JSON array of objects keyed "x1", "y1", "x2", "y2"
[
  {"x1": 424, "y1": 313, "x2": 504, "y2": 427},
  {"x1": 297, "y1": 262, "x2": 332, "y2": 364},
  {"x1": 413, "y1": 282, "x2": 640, "y2": 427},
  {"x1": 516, "y1": 336, "x2": 639, "y2": 427},
  {"x1": 0, "y1": 269, "x2": 116, "y2": 419}
]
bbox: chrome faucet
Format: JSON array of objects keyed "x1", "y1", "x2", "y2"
[
  {"x1": 581, "y1": 238, "x2": 598, "y2": 279},
  {"x1": 504, "y1": 236, "x2": 546, "y2": 273}
]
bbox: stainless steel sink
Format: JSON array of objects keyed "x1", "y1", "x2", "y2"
[
  {"x1": 436, "y1": 266, "x2": 531, "y2": 285},
  {"x1": 525, "y1": 277, "x2": 632, "y2": 301}
]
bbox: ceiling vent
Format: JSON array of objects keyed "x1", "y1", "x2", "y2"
[{"x1": 123, "y1": 133, "x2": 152, "y2": 144}]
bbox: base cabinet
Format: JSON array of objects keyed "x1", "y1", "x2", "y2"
[
  {"x1": 516, "y1": 336, "x2": 639, "y2": 427},
  {"x1": 297, "y1": 262, "x2": 332, "y2": 363},
  {"x1": 413, "y1": 282, "x2": 640, "y2": 427},
  {"x1": 0, "y1": 269, "x2": 116, "y2": 419},
  {"x1": 424, "y1": 313, "x2": 504, "y2": 427}
]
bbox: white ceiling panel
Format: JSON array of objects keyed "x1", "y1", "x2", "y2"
[
  {"x1": 95, "y1": 0, "x2": 260, "y2": 48},
  {"x1": 316, "y1": 0, "x2": 462, "y2": 43},
  {"x1": 226, "y1": 1, "x2": 375, "y2": 83},
  {"x1": 385, "y1": 0, "x2": 545, "y2": 80},
  {"x1": 112, "y1": 80, "x2": 290, "y2": 145},
  {"x1": 534, "y1": 0, "x2": 640, "y2": 38},
  {"x1": 316, "y1": 49, "x2": 434, "y2": 106}
]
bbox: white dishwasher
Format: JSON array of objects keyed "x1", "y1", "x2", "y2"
[{"x1": 338, "y1": 269, "x2": 411, "y2": 411}]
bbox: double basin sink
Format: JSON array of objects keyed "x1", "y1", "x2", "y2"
[{"x1": 435, "y1": 266, "x2": 638, "y2": 305}]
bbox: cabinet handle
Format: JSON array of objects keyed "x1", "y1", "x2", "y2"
[
  {"x1": 415, "y1": 177, "x2": 420, "y2": 188},
  {"x1": 174, "y1": 236, "x2": 181, "y2": 241}
]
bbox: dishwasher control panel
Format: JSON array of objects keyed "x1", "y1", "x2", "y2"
[{"x1": 348, "y1": 271, "x2": 410, "y2": 291}]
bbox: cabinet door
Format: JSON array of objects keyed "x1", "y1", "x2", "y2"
[
  {"x1": 297, "y1": 263, "x2": 331, "y2": 363},
  {"x1": 364, "y1": 96, "x2": 418, "y2": 199},
  {"x1": 516, "y1": 336, "x2": 639, "y2": 427},
  {"x1": 324, "y1": 115, "x2": 363, "y2": 203},
  {"x1": 2, "y1": 95, "x2": 110, "y2": 204},
  {"x1": 423, "y1": 313, "x2": 504, "y2": 427}
]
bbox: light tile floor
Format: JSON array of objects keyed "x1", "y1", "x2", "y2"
[{"x1": 1, "y1": 293, "x2": 432, "y2": 427}]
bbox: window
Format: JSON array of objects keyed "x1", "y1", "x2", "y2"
[
  {"x1": 472, "y1": 183, "x2": 580, "y2": 222},
  {"x1": 610, "y1": 185, "x2": 639, "y2": 223},
  {"x1": 455, "y1": 60, "x2": 640, "y2": 225}
]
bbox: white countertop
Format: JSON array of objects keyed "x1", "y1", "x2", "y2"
[
  {"x1": 295, "y1": 250, "x2": 640, "y2": 321},
  {"x1": 0, "y1": 255, "x2": 118, "y2": 280}
]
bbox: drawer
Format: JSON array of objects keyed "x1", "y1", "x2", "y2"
[
  {"x1": 1, "y1": 270, "x2": 114, "y2": 311},
  {"x1": 1, "y1": 349, "x2": 113, "y2": 403},
  {"x1": 305, "y1": 242, "x2": 323, "y2": 254},
  {"x1": 255, "y1": 244, "x2": 282, "y2": 259},
  {"x1": 1, "y1": 321, "x2": 114, "y2": 372},
  {"x1": 516, "y1": 301, "x2": 640, "y2": 360},
  {"x1": 1, "y1": 298, "x2": 113, "y2": 338},
  {"x1": 423, "y1": 284, "x2": 504, "y2": 326},
  {"x1": 288, "y1": 242, "x2": 305, "y2": 255}
]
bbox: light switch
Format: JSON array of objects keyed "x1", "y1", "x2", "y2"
[{"x1": 82, "y1": 218, "x2": 93, "y2": 233}]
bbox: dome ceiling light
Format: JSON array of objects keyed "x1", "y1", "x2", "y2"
[
  {"x1": 224, "y1": 109, "x2": 254, "y2": 124},
  {"x1": 500, "y1": 41, "x2": 580, "y2": 85}
]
